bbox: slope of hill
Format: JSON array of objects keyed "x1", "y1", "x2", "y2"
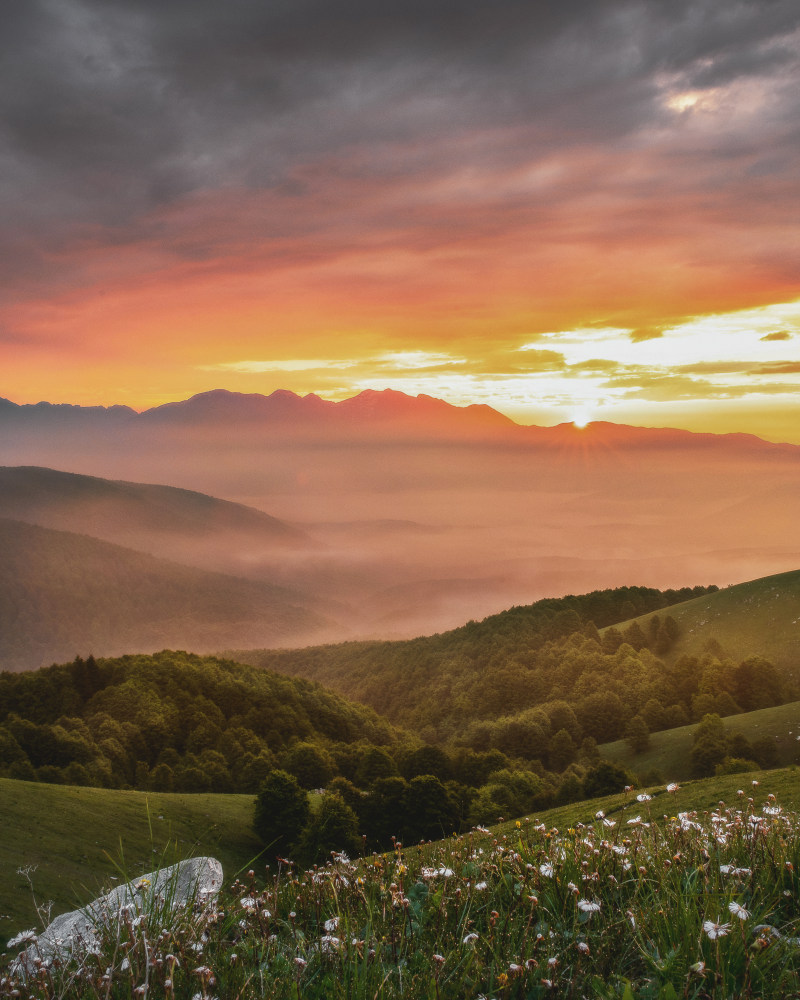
[
  {"x1": 599, "y1": 699, "x2": 800, "y2": 780},
  {"x1": 0, "y1": 778, "x2": 261, "y2": 942},
  {"x1": 0, "y1": 519, "x2": 338, "y2": 670},
  {"x1": 0, "y1": 465, "x2": 309, "y2": 546},
  {"x1": 622, "y1": 568, "x2": 800, "y2": 676},
  {"x1": 4, "y1": 764, "x2": 800, "y2": 952},
  {"x1": 0, "y1": 649, "x2": 406, "y2": 790},
  {"x1": 228, "y1": 584, "x2": 718, "y2": 736}
]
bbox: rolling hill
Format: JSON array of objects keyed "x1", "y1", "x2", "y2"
[
  {"x1": 0, "y1": 519, "x2": 339, "y2": 670},
  {"x1": 4, "y1": 764, "x2": 800, "y2": 950},
  {"x1": 621, "y1": 568, "x2": 800, "y2": 677}
]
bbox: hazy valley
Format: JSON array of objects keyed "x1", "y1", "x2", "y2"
[{"x1": 2, "y1": 389, "x2": 799, "y2": 648}]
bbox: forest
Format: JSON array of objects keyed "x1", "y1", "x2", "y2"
[{"x1": 0, "y1": 579, "x2": 791, "y2": 859}]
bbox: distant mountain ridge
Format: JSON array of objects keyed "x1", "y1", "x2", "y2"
[{"x1": 1, "y1": 388, "x2": 796, "y2": 452}]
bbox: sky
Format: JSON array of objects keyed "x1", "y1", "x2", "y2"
[{"x1": 2, "y1": 0, "x2": 800, "y2": 440}]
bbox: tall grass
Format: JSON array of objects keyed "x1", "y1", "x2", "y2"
[{"x1": 3, "y1": 781, "x2": 800, "y2": 998}]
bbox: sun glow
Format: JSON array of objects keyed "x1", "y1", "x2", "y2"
[{"x1": 571, "y1": 406, "x2": 593, "y2": 428}]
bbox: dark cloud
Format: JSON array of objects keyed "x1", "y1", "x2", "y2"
[
  {"x1": 761, "y1": 330, "x2": 792, "y2": 341},
  {"x1": 1, "y1": 0, "x2": 798, "y2": 302}
]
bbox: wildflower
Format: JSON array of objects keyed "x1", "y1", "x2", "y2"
[
  {"x1": 636, "y1": 793, "x2": 652, "y2": 802},
  {"x1": 666, "y1": 782, "x2": 680, "y2": 793},
  {"x1": 240, "y1": 896, "x2": 257, "y2": 910},
  {"x1": 324, "y1": 917, "x2": 339, "y2": 933},
  {"x1": 6, "y1": 929, "x2": 37, "y2": 948},
  {"x1": 475, "y1": 881, "x2": 488, "y2": 890},
  {"x1": 577, "y1": 899, "x2": 601, "y2": 914},
  {"x1": 320, "y1": 935, "x2": 341, "y2": 952},
  {"x1": 627, "y1": 815, "x2": 642, "y2": 826},
  {"x1": 463, "y1": 933, "x2": 479, "y2": 945},
  {"x1": 576, "y1": 941, "x2": 590, "y2": 954},
  {"x1": 294, "y1": 956, "x2": 307, "y2": 969},
  {"x1": 703, "y1": 920, "x2": 732, "y2": 939},
  {"x1": 728, "y1": 901, "x2": 750, "y2": 920},
  {"x1": 690, "y1": 960, "x2": 706, "y2": 974},
  {"x1": 539, "y1": 863, "x2": 555, "y2": 877},
  {"x1": 547, "y1": 956, "x2": 558, "y2": 968},
  {"x1": 508, "y1": 962, "x2": 523, "y2": 975},
  {"x1": 433, "y1": 954, "x2": 445, "y2": 965},
  {"x1": 595, "y1": 810, "x2": 605, "y2": 819}
]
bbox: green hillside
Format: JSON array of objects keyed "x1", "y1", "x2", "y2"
[
  {"x1": 629, "y1": 568, "x2": 800, "y2": 677},
  {"x1": 0, "y1": 650, "x2": 405, "y2": 792},
  {"x1": 228, "y1": 584, "x2": 715, "y2": 737},
  {"x1": 4, "y1": 765, "x2": 800, "y2": 954},
  {"x1": 0, "y1": 778, "x2": 260, "y2": 941},
  {"x1": 599, "y1": 698, "x2": 800, "y2": 780}
]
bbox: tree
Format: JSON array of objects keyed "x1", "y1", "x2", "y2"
[
  {"x1": 402, "y1": 775, "x2": 458, "y2": 844},
  {"x1": 582, "y1": 761, "x2": 632, "y2": 799},
  {"x1": 356, "y1": 746, "x2": 398, "y2": 787},
  {"x1": 622, "y1": 621, "x2": 648, "y2": 652},
  {"x1": 601, "y1": 628, "x2": 624, "y2": 655},
  {"x1": 281, "y1": 742, "x2": 335, "y2": 789},
  {"x1": 361, "y1": 776, "x2": 409, "y2": 849},
  {"x1": 253, "y1": 769, "x2": 310, "y2": 856},
  {"x1": 624, "y1": 715, "x2": 650, "y2": 754},
  {"x1": 297, "y1": 792, "x2": 360, "y2": 865},
  {"x1": 402, "y1": 745, "x2": 452, "y2": 781},
  {"x1": 548, "y1": 729, "x2": 577, "y2": 771},
  {"x1": 690, "y1": 714, "x2": 729, "y2": 777}
]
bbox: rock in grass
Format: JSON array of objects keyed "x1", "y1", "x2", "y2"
[{"x1": 10, "y1": 856, "x2": 223, "y2": 975}]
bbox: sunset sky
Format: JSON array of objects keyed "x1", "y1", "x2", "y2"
[{"x1": 2, "y1": 0, "x2": 799, "y2": 440}]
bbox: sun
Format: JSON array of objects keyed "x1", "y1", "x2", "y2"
[{"x1": 571, "y1": 405, "x2": 593, "y2": 428}]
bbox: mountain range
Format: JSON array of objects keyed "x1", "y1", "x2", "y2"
[{"x1": 1, "y1": 388, "x2": 799, "y2": 643}]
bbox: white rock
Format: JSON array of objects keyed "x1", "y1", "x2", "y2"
[{"x1": 10, "y1": 857, "x2": 223, "y2": 976}]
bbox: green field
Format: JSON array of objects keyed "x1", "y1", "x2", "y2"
[
  {"x1": 599, "y1": 698, "x2": 800, "y2": 779},
  {"x1": 0, "y1": 779, "x2": 262, "y2": 942},
  {"x1": 628, "y1": 567, "x2": 800, "y2": 676},
  {"x1": 5, "y1": 763, "x2": 800, "y2": 952}
]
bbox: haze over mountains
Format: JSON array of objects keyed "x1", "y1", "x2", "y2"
[{"x1": 1, "y1": 388, "x2": 799, "y2": 644}]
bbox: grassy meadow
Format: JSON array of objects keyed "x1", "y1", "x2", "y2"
[
  {"x1": 3, "y1": 768, "x2": 800, "y2": 998},
  {"x1": 599, "y1": 699, "x2": 800, "y2": 780},
  {"x1": 627, "y1": 568, "x2": 800, "y2": 677},
  {"x1": 0, "y1": 779, "x2": 262, "y2": 940}
]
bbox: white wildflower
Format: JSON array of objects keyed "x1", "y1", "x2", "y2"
[
  {"x1": 539, "y1": 863, "x2": 555, "y2": 877},
  {"x1": 577, "y1": 899, "x2": 601, "y2": 914},
  {"x1": 728, "y1": 901, "x2": 750, "y2": 920},
  {"x1": 703, "y1": 920, "x2": 731, "y2": 939},
  {"x1": 7, "y1": 929, "x2": 37, "y2": 948}
]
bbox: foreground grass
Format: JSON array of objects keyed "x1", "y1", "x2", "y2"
[
  {"x1": 3, "y1": 769, "x2": 800, "y2": 998},
  {"x1": 599, "y1": 700, "x2": 800, "y2": 780},
  {"x1": 0, "y1": 779, "x2": 262, "y2": 940}
]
